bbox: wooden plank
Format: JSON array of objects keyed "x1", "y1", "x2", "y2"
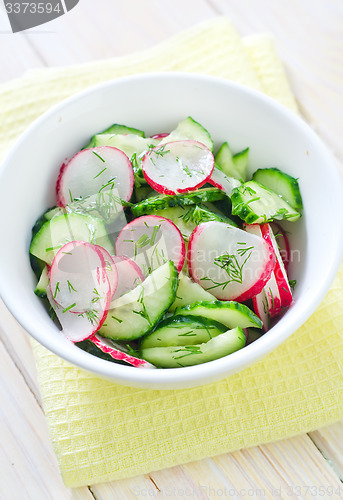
[
  {"x1": 0, "y1": 299, "x2": 41, "y2": 404},
  {"x1": 22, "y1": 0, "x2": 215, "y2": 67},
  {"x1": 207, "y1": 0, "x2": 343, "y2": 165},
  {"x1": 212, "y1": 435, "x2": 343, "y2": 498},
  {"x1": 0, "y1": 341, "x2": 93, "y2": 499},
  {"x1": 309, "y1": 423, "x2": 343, "y2": 480}
]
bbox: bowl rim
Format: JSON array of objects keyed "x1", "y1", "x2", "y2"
[{"x1": 1, "y1": 72, "x2": 343, "y2": 389}]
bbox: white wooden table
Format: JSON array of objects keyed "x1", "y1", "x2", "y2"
[{"x1": 1, "y1": 1, "x2": 343, "y2": 498}]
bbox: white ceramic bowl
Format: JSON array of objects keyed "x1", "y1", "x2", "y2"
[{"x1": 0, "y1": 73, "x2": 342, "y2": 389}]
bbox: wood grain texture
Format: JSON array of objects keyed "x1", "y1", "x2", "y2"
[{"x1": 0, "y1": 0, "x2": 342, "y2": 498}]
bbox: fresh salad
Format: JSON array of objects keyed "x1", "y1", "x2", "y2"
[{"x1": 29, "y1": 117, "x2": 302, "y2": 369}]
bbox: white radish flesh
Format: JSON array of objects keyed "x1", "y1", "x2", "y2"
[
  {"x1": 56, "y1": 146, "x2": 134, "y2": 207},
  {"x1": 115, "y1": 215, "x2": 185, "y2": 276},
  {"x1": 142, "y1": 140, "x2": 214, "y2": 195},
  {"x1": 252, "y1": 288, "x2": 270, "y2": 332},
  {"x1": 46, "y1": 286, "x2": 110, "y2": 343},
  {"x1": 111, "y1": 255, "x2": 144, "y2": 301},
  {"x1": 209, "y1": 167, "x2": 241, "y2": 196},
  {"x1": 260, "y1": 224, "x2": 293, "y2": 307},
  {"x1": 187, "y1": 221, "x2": 275, "y2": 302},
  {"x1": 90, "y1": 335, "x2": 155, "y2": 368},
  {"x1": 49, "y1": 241, "x2": 113, "y2": 314},
  {"x1": 94, "y1": 246, "x2": 118, "y2": 298}
]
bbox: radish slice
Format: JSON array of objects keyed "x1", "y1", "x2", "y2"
[
  {"x1": 151, "y1": 133, "x2": 168, "y2": 140},
  {"x1": 46, "y1": 285, "x2": 110, "y2": 343},
  {"x1": 49, "y1": 241, "x2": 114, "y2": 314},
  {"x1": 115, "y1": 215, "x2": 185, "y2": 276},
  {"x1": 209, "y1": 167, "x2": 241, "y2": 196},
  {"x1": 56, "y1": 146, "x2": 134, "y2": 207},
  {"x1": 244, "y1": 222, "x2": 292, "y2": 311},
  {"x1": 264, "y1": 271, "x2": 282, "y2": 318},
  {"x1": 260, "y1": 224, "x2": 293, "y2": 307},
  {"x1": 111, "y1": 255, "x2": 144, "y2": 301},
  {"x1": 94, "y1": 246, "x2": 118, "y2": 298},
  {"x1": 90, "y1": 334, "x2": 155, "y2": 368},
  {"x1": 142, "y1": 140, "x2": 214, "y2": 195},
  {"x1": 270, "y1": 222, "x2": 290, "y2": 271},
  {"x1": 187, "y1": 221, "x2": 275, "y2": 301},
  {"x1": 252, "y1": 288, "x2": 270, "y2": 332}
]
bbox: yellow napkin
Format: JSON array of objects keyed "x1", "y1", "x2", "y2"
[{"x1": 1, "y1": 18, "x2": 342, "y2": 488}]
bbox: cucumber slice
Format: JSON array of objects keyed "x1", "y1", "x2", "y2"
[
  {"x1": 141, "y1": 327, "x2": 246, "y2": 368},
  {"x1": 84, "y1": 124, "x2": 145, "y2": 148},
  {"x1": 252, "y1": 167, "x2": 303, "y2": 211},
  {"x1": 141, "y1": 315, "x2": 227, "y2": 349},
  {"x1": 159, "y1": 116, "x2": 213, "y2": 151},
  {"x1": 231, "y1": 181, "x2": 301, "y2": 223},
  {"x1": 91, "y1": 134, "x2": 158, "y2": 188},
  {"x1": 34, "y1": 266, "x2": 49, "y2": 299},
  {"x1": 92, "y1": 134, "x2": 158, "y2": 158},
  {"x1": 101, "y1": 123, "x2": 145, "y2": 137},
  {"x1": 149, "y1": 204, "x2": 237, "y2": 241},
  {"x1": 30, "y1": 213, "x2": 114, "y2": 266},
  {"x1": 215, "y1": 143, "x2": 249, "y2": 181},
  {"x1": 169, "y1": 272, "x2": 215, "y2": 312},
  {"x1": 44, "y1": 206, "x2": 64, "y2": 220},
  {"x1": 131, "y1": 187, "x2": 226, "y2": 217},
  {"x1": 99, "y1": 261, "x2": 178, "y2": 341},
  {"x1": 176, "y1": 300, "x2": 263, "y2": 329}
]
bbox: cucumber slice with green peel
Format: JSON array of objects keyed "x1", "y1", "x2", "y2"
[
  {"x1": 169, "y1": 272, "x2": 215, "y2": 312},
  {"x1": 252, "y1": 167, "x2": 303, "y2": 211},
  {"x1": 101, "y1": 123, "x2": 145, "y2": 137},
  {"x1": 215, "y1": 143, "x2": 249, "y2": 181},
  {"x1": 131, "y1": 187, "x2": 226, "y2": 217},
  {"x1": 141, "y1": 327, "x2": 246, "y2": 368},
  {"x1": 84, "y1": 124, "x2": 146, "y2": 149},
  {"x1": 141, "y1": 315, "x2": 227, "y2": 349},
  {"x1": 92, "y1": 134, "x2": 158, "y2": 158},
  {"x1": 232, "y1": 148, "x2": 249, "y2": 180},
  {"x1": 30, "y1": 213, "x2": 115, "y2": 266},
  {"x1": 231, "y1": 181, "x2": 301, "y2": 223},
  {"x1": 175, "y1": 300, "x2": 263, "y2": 329},
  {"x1": 159, "y1": 116, "x2": 213, "y2": 151},
  {"x1": 149, "y1": 204, "x2": 237, "y2": 241},
  {"x1": 99, "y1": 261, "x2": 178, "y2": 341},
  {"x1": 44, "y1": 206, "x2": 64, "y2": 220},
  {"x1": 34, "y1": 266, "x2": 49, "y2": 299}
]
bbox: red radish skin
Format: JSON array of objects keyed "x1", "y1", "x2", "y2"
[
  {"x1": 270, "y1": 222, "x2": 290, "y2": 271},
  {"x1": 115, "y1": 215, "x2": 185, "y2": 276},
  {"x1": 111, "y1": 255, "x2": 144, "y2": 301},
  {"x1": 90, "y1": 334, "x2": 155, "y2": 368},
  {"x1": 264, "y1": 271, "x2": 282, "y2": 318},
  {"x1": 208, "y1": 167, "x2": 241, "y2": 196},
  {"x1": 94, "y1": 246, "x2": 118, "y2": 298},
  {"x1": 187, "y1": 221, "x2": 275, "y2": 302},
  {"x1": 260, "y1": 224, "x2": 293, "y2": 307},
  {"x1": 151, "y1": 133, "x2": 169, "y2": 140},
  {"x1": 142, "y1": 140, "x2": 214, "y2": 195},
  {"x1": 56, "y1": 162, "x2": 68, "y2": 207},
  {"x1": 56, "y1": 146, "x2": 134, "y2": 207},
  {"x1": 49, "y1": 241, "x2": 113, "y2": 314}
]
